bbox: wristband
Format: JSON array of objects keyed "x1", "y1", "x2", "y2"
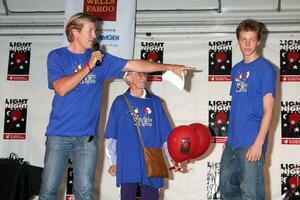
[{"x1": 86, "y1": 63, "x2": 92, "y2": 72}]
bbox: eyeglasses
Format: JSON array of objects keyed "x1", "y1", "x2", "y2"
[{"x1": 126, "y1": 72, "x2": 147, "y2": 79}]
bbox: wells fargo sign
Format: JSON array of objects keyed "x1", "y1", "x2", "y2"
[{"x1": 84, "y1": 0, "x2": 117, "y2": 21}]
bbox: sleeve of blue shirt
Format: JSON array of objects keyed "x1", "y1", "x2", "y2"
[
  {"x1": 261, "y1": 63, "x2": 277, "y2": 97},
  {"x1": 47, "y1": 50, "x2": 64, "y2": 89},
  {"x1": 101, "y1": 52, "x2": 128, "y2": 80}
]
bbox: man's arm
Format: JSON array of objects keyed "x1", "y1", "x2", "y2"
[
  {"x1": 246, "y1": 93, "x2": 275, "y2": 162},
  {"x1": 124, "y1": 60, "x2": 192, "y2": 79},
  {"x1": 52, "y1": 51, "x2": 103, "y2": 96},
  {"x1": 52, "y1": 66, "x2": 91, "y2": 96}
]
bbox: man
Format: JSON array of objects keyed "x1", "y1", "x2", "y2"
[
  {"x1": 39, "y1": 12, "x2": 190, "y2": 200},
  {"x1": 105, "y1": 72, "x2": 177, "y2": 200},
  {"x1": 219, "y1": 19, "x2": 276, "y2": 200}
]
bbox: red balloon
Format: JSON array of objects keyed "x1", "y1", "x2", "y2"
[
  {"x1": 215, "y1": 52, "x2": 227, "y2": 64},
  {"x1": 287, "y1": 51, "x2": 299, "y2": 63},
  {"x1": 289, "y1": 113, "x2": 300, "y2": 125},
  {"x1": 189, "y1": 123, "x2": 211, "y2": 159},
  {"x1": 288, "y1": 176, "x2": 300, "y2": 189},
  {"x1": 167, "y1": 125, "x2": 198, "y2": 163},
  {"x1": 11, "y1": 110, "x2": 22, "y2": 121}
]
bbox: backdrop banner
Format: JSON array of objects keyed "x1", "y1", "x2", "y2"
[{"x1": 0, "y1": 24, "x2": 299, "y2": 200}]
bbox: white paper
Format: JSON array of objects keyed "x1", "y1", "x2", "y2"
[{"x1": 162, "y1": 71, "x2": 185, "y2": 90}]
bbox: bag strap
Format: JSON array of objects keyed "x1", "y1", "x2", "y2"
[{"x1": 123, "y1": 94, "x2": 145, "y2": 148}]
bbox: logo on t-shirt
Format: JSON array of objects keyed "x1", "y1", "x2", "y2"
[
  {"x1": 281, "y1": 101, "x2": 300, "y2": 145},
  {"x1": 281, "y1": 163, "x2": 300, "y2": 199},
  {"x1": 74, "y1": 65, "x2": 96, "y2": 85},
  {"x1": 81, "y1": 73, "x2": 96, "y2": 84},
  {"x1": 131, "y1": 106, "x2": 153, "y2": 127},
  {"x1": 208, "y1": 40, "x2": 232, "y2": 81},
  {"x1": 140, "y1": 42, "x2": 164, "y2": 81},
  {"x1": 3, "y1": 98, "x2": 28, "y2": 140},
  {"x1": 208, "y1": 101, "x2": 230, "y2": 143},
  {"x1": 7, "y1": 42, "x2": 32, "y2": 81},
  {"x1": 280, "y1": 40, "x2": 300, "y2": 82},
  {"x1": 235, "y1": 71, "x2": 250, "y2": 93}
]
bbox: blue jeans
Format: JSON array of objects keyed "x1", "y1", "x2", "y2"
[
  {"x1": 219, "y1": 146, "x2": 265, "y2": 200},
  {"x1": 39, "y1": 136, "x2": 98, "y2": 200}
]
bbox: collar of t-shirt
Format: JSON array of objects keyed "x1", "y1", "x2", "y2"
[{"x1": 130, "y1": 89, "x2": 146, "y2": 98}]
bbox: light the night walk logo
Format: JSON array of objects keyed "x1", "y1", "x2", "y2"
[
  {"x1": 7, "y1": 42, "x2": 32, "y2": 81},
  {"x1": 281, "y1": 101, "x2": 300, "y2": 145},
  {"x1": 140, "y1": 42, "x2": 164, "y2": 81},
  {"x1": 281, "y1": 163, "x2": 300, "y2": 200},
  {"x1": 208, "y1": 40, "x2": 232, "y2": 81},
  {"x1": 280, "y1": 40, "x2": 300, "y2": 82},
  {"x1": 129, "y1": 106, "x2": 153, "y2": 127},
  {"x1": 208, "y1": 101, "x2": 230, "y2": 143},
  {"x1": 3, "y1": 99, "x2": 28, "y2": 140}
]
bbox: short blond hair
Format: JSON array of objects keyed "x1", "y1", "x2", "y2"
[{"x1": 65, "y1": 12, "x2": 97, "y2": 42}]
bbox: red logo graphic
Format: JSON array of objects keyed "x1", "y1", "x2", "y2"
[
  {"x1": 208, "y1": 41, "x2": 232, "y2": 82},
  {"x1": 4, "y1": 99, "x2": 28, "y2": 140},
  {"x1": 280, "y1": 40, "x2": 300, "y2": 82},
  {"x1": 281, "y1": 102, "x2": 300, "y2": 145},
  {"x1": 7, "y1": 42, "x2": 31, "y2": 81},
  {"x1": 84, "y1": 0, "x2": 117, "y2": 21}
]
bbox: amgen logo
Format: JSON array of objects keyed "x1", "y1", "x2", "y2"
[{"x1": 100, "y1": 34, "x2": 119, "y2": 41}]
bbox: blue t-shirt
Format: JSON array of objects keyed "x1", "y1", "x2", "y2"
[
  {"x1": 46, "y1": 47, "x2": 127, "y2": 136},
  {"x1": 104, "y1": 90, "x2": 171, "y2": 188},
  {"x1": 227, "y1": 57, "x2": 276, "y2": 150}
]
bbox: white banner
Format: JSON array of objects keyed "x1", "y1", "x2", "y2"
[
  {"x1": 65, "y1": 0, "x2": 136, "y2": 59},
  {"x1": 0, "y1": 21, "x2": 299, "y2": 200}
]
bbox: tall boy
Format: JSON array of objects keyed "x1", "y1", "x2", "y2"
[{"x1": 219, "y1": 19, "x2": 276, "y2": 200}]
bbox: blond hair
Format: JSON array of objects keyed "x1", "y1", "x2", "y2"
[{"x1": 65, "y1": 12, "x2": 97, "y2": 42}]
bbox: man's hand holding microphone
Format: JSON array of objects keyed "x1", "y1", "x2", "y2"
[{"x1": 87, "y1": 42, "x2": 104, "y2": 71}]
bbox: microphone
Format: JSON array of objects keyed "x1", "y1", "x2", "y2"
[{"x1": 93, "y1": 42, "x2": 101, "y2": 66}]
